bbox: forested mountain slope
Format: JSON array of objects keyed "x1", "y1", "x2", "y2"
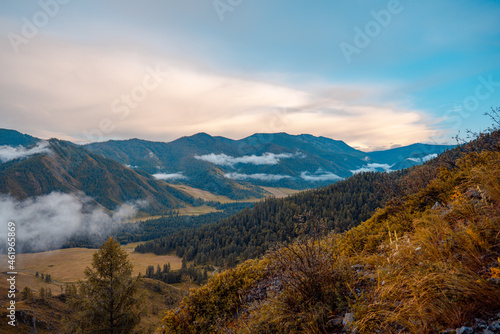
[
  {"x1": 136, "y1": 170, "x2": 405, "y2": 266},
  {"x1": 0, "y1": 138, "x2": 195, "y2": 213},
  {"x1": 136, "y1": 132, "x2": 462, "y2": 267}
]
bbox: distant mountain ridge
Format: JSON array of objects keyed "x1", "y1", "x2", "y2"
[
  {"x1": 83, "y1": 132, "x2": 454, "y2": 198},
  {"x1": 367, "y1": 143, "x2": 453, "y2": 169},
  {"x1": 0, "y1": 129, "x2": 454, "y2": 204},
  {"x1": 0, "y1": 128, "x2": 39, "y2": 147}
]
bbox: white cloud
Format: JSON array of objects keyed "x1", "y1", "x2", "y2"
[
  {"x1": 0, "y1": 192, "x2": 141, "y2": 252},
  {"x1": 423, "y1": 153, "x2": 438, "y2": 162},
  {"x1": 0, "y1": 37, "x2": 437, "y2": 150},
  {"x1": 407, "y1": 153, "x2": 438, "y2": 164},
  {"x1": 0, "y1": 141, "x2": 51, "y2": 163},
  {"x1": 224, "y1": 172, "x2": 293, "y2": 181},
  {"x1": 367, "y1": 163, "x2": 393, "y2": 170},
  {"x1": 351, "y1": 163, "x2": 393, "y2": 174},
  {"x1": 194, "y1": 152, "x2": 295, "y2": 167},
  {"x1": 407, "y1": 153, "x2": 438, "y2": 163},
  {"x1": 153, "y1": 172, "x2": 187, "y2": 180},
  {"x1": 300, "y1": 169, "x2": 343, "y2": 182}
]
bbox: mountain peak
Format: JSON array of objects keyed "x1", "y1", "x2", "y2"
[
  {"x1": 190, "y1": 132, "x2": 213, "y2": 138},
  {"x1": 0, "y1": 128, "x2": 40, "y2": 147}
]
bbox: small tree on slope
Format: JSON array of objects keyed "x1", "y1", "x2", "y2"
[{"x1": 65, "y1": 237, "x2": 142, "y2": 334}]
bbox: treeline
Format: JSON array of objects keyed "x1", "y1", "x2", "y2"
[
  {"x1": 115, "y1": 202, "x2": 254, "y2": 244},
  {"x1": 35, "y1": 271, "x2": 52, "y2": 282},
  {"x1": 144, "y1": 261, "x2": 213, "y2": 285},
  {"x1": 135, "y1": 171, "x2": 405, "y2": 266},
  {"x1": 61, "y1": 202, "x2": 254, "y2": 249}
]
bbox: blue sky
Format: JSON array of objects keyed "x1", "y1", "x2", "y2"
[{"x1": 0, "y1": 0, "x2": 499, "y2": 150}]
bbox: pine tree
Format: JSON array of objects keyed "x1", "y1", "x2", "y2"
[
  {"x1": 64, "y1": 237, "x2": 142, "y2": 334},
  {"x1": 21, "y1": 287, "x2": 34, "y2": 301},
  {"x1": 39, "y1": 287, "x2": 47, "y2": 300},
  {"x1": 146, "y1": 265, "x2": 155, "y2": 278},
  {"x1": 155, "y1": 264, "x2": 162, "y2": 278}
]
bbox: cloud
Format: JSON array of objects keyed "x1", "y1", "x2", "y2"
[
  {"x1": 300, "y1": 169, "x2": 343, "y2": 182},
  {"x1": 0, "y1": 37, "x2": 437, "y2": 150},
  {"x1": 0, "y1": 141, "x2": 51, "y2": 163},
  {"x1": 153, "y1": 172, "x2": 187, "y2": 180},
  {"x1": 423, "y1": 153, "x2": 438, "y2": 162},
  {"x1": 194, "y1": 152, "x2": 295, "y2": 167},
  {"x1": 224, "y1": 173, "x2": 293, "y2": 181},
  {"x1": 407, "y1": 153, "x2": 438, "y2": 163},
  {"x1": 351, "y1": 163, "x2": 393, "y2": 174},
  {"x1": 0, "y1": 192, "x2": 142, "y2": 252}
]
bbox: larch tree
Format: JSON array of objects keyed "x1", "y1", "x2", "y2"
[{"x1": 65, "y1": 237, "x2": 142, "y2": 334}]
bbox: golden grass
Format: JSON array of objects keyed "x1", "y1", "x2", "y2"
[
  {"x1": 260, "y1": 186, "x2": 303, "y2": 198},
  {"x1": 352, "y1": 152, "x2": 500, "y2": 333},
  {"x1": 0, "y1": 243, "x2": 182, "y2": 284},
  {"x1": 176, "y1": 205, "x2": 221, "y2": 215},
  {"x1": 124, "y1": 215, "x2": 164, "y2": 224},
  {"x1": 169, "y1": 184, "x2": 263, "y2": 203},
  {"x1": 170, "y1": 183, "x2": 301, "y2": 203}
]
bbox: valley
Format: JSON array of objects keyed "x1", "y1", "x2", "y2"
[
  {"x1": 2, "y1": 127, "x2": 497, "y2": 334},
  {"x1": 0, "y1": 242, "x2": 183, "y2": 284},
  {"x1": 2, "y1": 2, "x2": 497, "y2": 332},
  {"x1": 169, "y1": 183, "x2": 266, "y2": 203}
]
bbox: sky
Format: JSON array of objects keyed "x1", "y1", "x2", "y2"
[{"x1": 0, "y1": 0, "x2": 499, "y2": 151}]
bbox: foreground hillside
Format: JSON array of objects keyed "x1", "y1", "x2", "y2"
[
  {"x1": 0, "y1": 273, "x2": 183, "y2": 334},
  {"x1": 159, "y1": 130, "x2": 500, "y2": 333}
]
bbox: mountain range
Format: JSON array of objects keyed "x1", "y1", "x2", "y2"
[
  {"x1": 0, "y1": 128, "x2": 454, "y2": 212},
  {"x1": 83, "y1": 132, "x2": 454, "y2": 197}
]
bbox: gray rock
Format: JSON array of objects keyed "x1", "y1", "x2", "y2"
[
  {"x1": 343, "y1": 312, "x2": 354, "y2": 327},
  {"x1": 490, "y1": 320, "x2": 500, "y2": 331},
  {"x1": 457, "y1": 327, "x2": 474, "y2": 334}
]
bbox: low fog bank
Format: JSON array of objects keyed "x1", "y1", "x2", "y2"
[
  {"x1": 0, "y1": 192, "x2": 143, "y2": 253},
  {"x1": 194, "y1": 152, "x2": 298, "y2": 167},
  {"x1": 0, "y1": 141, "x2": 51, "y2": 163}
]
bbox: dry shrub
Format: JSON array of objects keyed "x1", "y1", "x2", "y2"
[{"x1": 258, "y1": 237, "x2": 354, "y2": 334}]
